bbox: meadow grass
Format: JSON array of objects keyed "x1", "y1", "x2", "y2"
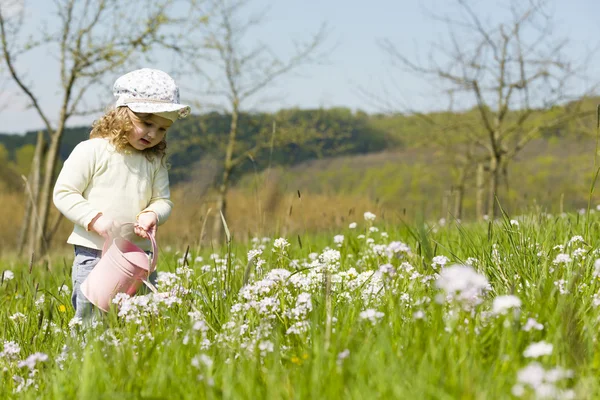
[{"x1": 1, "y1": 210, "x2": 600, "y2": 399}]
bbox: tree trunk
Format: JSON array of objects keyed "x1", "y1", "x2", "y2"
[
  {"x1": 212, "y1": 102, "x2": 239, "y2": 244},
  {"x1": 35, "y1": 126, "x2": 63, "y2": 254},
  {"x1": 487, "y1": 156, "x2": 500, "y2": 220},
  {"x1": 501, "y1": 161, "x2": 510, "y2": 211},
  {"x1": 454, "y1": 187, "x2": 463, "y2": 220},
  {"x1": 475, "y1": 163, "x2": 485, "y2": 220},
  {"x1": 17, "y1": 195, "x2": 32, "y2": 256},
  {"x1": 442, "y1": 190, "x2": 450, "y2": 222},
  {"x1": 453, "y1": 163, "x2": 469, "y2": 220},
  {"x1": 212, "y1": 179, "x2": 229, "y2": 244},
  {"x1": 23, "y1": 131, "x2": 45, "y2": 257}
]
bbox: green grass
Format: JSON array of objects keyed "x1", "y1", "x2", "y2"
[{"x1": 1, "y1": 211, "x2": 600, "y2": 399}]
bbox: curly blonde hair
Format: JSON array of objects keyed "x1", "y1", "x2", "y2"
[{"x1": 90, "y1": 107, "x2": 167, "y2": 161}]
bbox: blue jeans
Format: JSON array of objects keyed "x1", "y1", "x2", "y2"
[{"x1": 71, "y1": 245, "x2": 157, "y2": 319}]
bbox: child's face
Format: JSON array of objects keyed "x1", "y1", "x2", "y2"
[{"x1": 126, "y1": 109, "x2": 172, "y2": 151}]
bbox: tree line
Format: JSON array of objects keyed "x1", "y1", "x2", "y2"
[
  {"x1": 1, "y1": 98, "x2": 596, "y2": 188},
  {"x1": 0, "y1": 107, "x2": 388, "y2": 183}
]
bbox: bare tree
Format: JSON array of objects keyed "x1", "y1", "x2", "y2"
[
  {"x1": 192, "y1": 0, "x2": 328, "y2": 242},
  {"x1": 381, "y1": 0, "x2": 595, "y2": 219},
  {"x1": 0, "y1": 0, "x2": 200, "y2": 255}
]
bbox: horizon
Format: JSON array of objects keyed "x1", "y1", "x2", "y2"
[{"x1": 1, "y1": 0, "x2": 599, "y2": 135}]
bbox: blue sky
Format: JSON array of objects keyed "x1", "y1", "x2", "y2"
[{"x1": 1, "y1": 0, "x2": 599, "y2": 134}]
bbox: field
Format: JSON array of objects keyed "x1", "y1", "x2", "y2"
[{"x1": 1, "y1": 209, "x2": 600, "y2": 399}]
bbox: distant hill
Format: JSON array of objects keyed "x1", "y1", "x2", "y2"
[
  {"x1": 0, "y1": 108, "x2": 389, "y2": 185},
  {"x1": 1, "y1": 98, "x2": 598, "y2": 194},
  {"x1": 234, "y1": 135, "x2": 598, "y2": 220}
]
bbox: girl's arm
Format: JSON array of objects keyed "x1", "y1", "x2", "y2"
[
  {"x1": 138, "y1": 162, "x2": 173, "y2": 226},
  {"x1": 53, "y1": 141, "x2": 102, "y2": 230}
]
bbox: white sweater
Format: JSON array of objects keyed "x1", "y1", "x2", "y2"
[{"x1": 53, "y1": 138, "x2": 173, "y2": 251}]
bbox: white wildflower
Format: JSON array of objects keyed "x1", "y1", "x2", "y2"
[
  {"x1": 156, "y1": 272, "x2": 180, "y2": 289},
  {"x1": 464, "y1": 257, "x2": 479, "y2": 267},
  {"x1": 593, "y1": 259, "x2": 600, "y2": 278},
  {"x1": 320, "y1": 249, "x2": 341, "y2": 265},
  {"x1": 57, "y1": 285, "x2": 70, "y2": 294},
  {"x1": 492, "y1": 295, "x2": 521, "y2": 315},
  {"x1": 176, "y1": 266, "x2": 194, "y2": 278},
  {"x1": 553, "y1": 254, "x2": 572, "y2": 265},
  {"x1": 523, "y1": 341, "x2": 553, "y2": 358},
  {"x1": 386, "y1": 241, "x2": 411, "y2": 258},
  {"x1": 9, "y1": 312, "x2": 26, "y2": 321},
  {"x1": 431, "y1": 255, "x2": 449, "y2": 268},
  {"x1": 514, "y1": 362, "x2": 574, "y2": 399},
  {"x1": 435, "y1": 264, "x2": 489, "y2": 308},
  {"x1": 191, "y1": 354, "x2": 213, "y2": 369},
  {"x1": 378, "y1": 263, "x2": 396, "y2": 276},
  {"x1": 258, "y1": 340, "x2": 274, "y2": 355},
  {"x1": 0, "y1": 341, "x2": 21, "y2": 359},
  {"x1": 568, "y1": 235, "x2": 584, "y2": 245},
  {"x1": 193, "y1": 320, "x2": 209, "y2": 332},
  {"x1": 572, "y1": 248, "x2": 586, "y2": 259},
  {"x1": 413, "y1": 310, "x2": 425, "y2": 320},
  {"x1": 337, "y1": 349, "x2": 350, "y2": 366},
  {"x1": 35, "y1": 294, "x2": 45, "y2": 306},
  {"x1": 554, "y1": 279, "x2": 569, "y2": 295},
  {"x1": 363, "y1": 212, "x2": 376, "y2": 222},
  {"x1": 273, "y1": 238, "x2": 290, "y2": 250},
  {"x1": 522, "y1": 318, "x2": 544, "y2": 332},
  {"x1": 247, "y1": 248, "x2": 262, "y2": 262},
  {"x1": 17, "y1": 353, "x2": 48, "y2": 370},
  {"x1": 359, "y1": 309, "x2": 384, "y2": 325}
]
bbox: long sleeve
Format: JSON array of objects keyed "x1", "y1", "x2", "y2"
[
  {"x1": 141, "y1": 162, "x2": 173, "y2": 225},
  {"x1": 54, "y1": 138, "x2": 172, "y2": 251},
  {"x1": 53, "y1": 141, "x2": 101, "y2": 230}
]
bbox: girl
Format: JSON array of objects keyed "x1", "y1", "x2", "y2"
[{"x1": 53, "y1": 68, "x2": 191, "y2": 319}]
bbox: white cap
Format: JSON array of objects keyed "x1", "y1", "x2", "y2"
[{"x1": 113, "y1": 68, "x2": 191, "y2": 121}]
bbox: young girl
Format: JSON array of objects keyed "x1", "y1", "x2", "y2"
[{"x1": 53, "y1": 68, "x2": 191, "y2": 319}]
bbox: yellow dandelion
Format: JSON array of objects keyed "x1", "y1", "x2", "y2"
[
  {"x1": 58, "y1": 305, "x2": 67, "y2": 313},
  {"x1": 291, "y1": 356, "x2": 302, "y2": 365}
]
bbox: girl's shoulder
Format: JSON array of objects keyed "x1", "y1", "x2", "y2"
[
  {"x1": 65, "y1": 138, "x2": 116, "y2": 164},
  {"x1": 71, "y1": 137, "x2": 111, "y2": 153},
  {"x1": 84, "y1": 137, "x2": 110, "y2": 147}
]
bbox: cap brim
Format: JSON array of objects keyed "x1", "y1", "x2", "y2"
[{"x1": 124, "y1": 102, "x2": 191, "y2": 119}]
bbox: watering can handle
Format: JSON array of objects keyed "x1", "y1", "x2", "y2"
[
  {"x1": 148, "y1": 231, "x2": 158, "y2": 272},
  {"x1": 101, "y1": 222, "x2": 159, "y2": 272}
]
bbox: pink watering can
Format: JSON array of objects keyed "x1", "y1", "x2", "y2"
[{"x1": 81, "y1": 223, "x2": 158, "y2": 312}]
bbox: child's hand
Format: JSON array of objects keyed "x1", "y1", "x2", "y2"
[
  {"x1": 91, "y1": 215, "x2": 120, "y2": 239},
  {"x1": 135, "y1": 211, "x2": 158, "y2": 239}
]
